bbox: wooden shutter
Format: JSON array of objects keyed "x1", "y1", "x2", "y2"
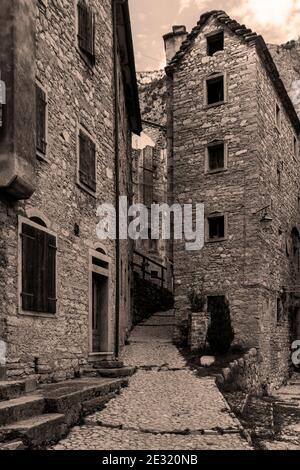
[
  {"x1": 21, "y1": 224, "x2": 38, "y2": 311},
  {"x1": 36, "y1": 85, "x2": 47, "y2": 155},
  {"x1": 21, "y1": 223, "x2": 56, "y2": 314},
  {"x1": 78, "y1": 0, "x2": 95, "y2": 60},
  {"x1": 79, "y1": 130, "x2": 96, "y2": 192}
]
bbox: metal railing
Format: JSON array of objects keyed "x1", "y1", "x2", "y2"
[{"x1": 132, "y1": 250, "x2": 167, "y2": 291}]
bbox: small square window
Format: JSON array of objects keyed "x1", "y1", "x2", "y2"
[
  {"x1": 207, "y1": 76, "x2": 224, "y2": 105},
  {"x1": 276, "y1": 103, "x2": 281, "y2": 131},
  {"x1": 207, "y1": 32, "x2": 224, "y2": 56},
  {"x1": 208, "y1": 215, "x2": 225, "y2": 240},
  {"x1": 207, "y1": 143, "x2": 225, "y2": 172}
]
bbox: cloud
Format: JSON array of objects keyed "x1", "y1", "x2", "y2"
[
  {"x1": 179, "y1": 0, "x2": 192, "y2": 14},
  {"x1": 180, "y1": 0, "x2": 300, "y2": 43}
]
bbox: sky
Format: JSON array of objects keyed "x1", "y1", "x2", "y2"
[{"x1": 129, "y1": 0, "x2": 300, "y2": 71}]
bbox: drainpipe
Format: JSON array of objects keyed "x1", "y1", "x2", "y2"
[{"x1": 112, "y1": 0, "x2": 121, "y2": 359}]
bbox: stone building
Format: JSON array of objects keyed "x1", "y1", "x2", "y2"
[
  {"x1": 0, "y1": 0, "x2": 141, "y2": 382},
  {"x1": 132, "y1": 71, "x2": 173, "y2": 292},
  {"x1": 164, "y1": 10, "x2": 300, "y2": 389}
]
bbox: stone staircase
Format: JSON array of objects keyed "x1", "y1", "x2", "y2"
[{"x1": 0, "y1": 376, "x2": 129, "y2": 450}]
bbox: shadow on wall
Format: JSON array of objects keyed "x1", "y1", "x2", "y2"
[{"x1": 132, "y1": 274, "x2": 174, "y2": 326}]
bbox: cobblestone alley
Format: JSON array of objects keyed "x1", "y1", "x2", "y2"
[{"x1": 52, "y1": 311, "x2": 252, "y2": 450}]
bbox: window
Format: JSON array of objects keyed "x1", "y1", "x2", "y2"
[
  {"x1": 78, "y1": 128, "x2": 96, "y2": 194},
  {"x1": 207, "y1": 31, "x2": 224, "y2": 56},
  {"x1": 275, "y1": 103, "x2": 281, "y2": 131},
  {"x1": 293, "y1": 136, "x2": 298, "y2": 158},
  {"x1": 206, "y1": 75, "x2": 224, "y2": 106},
  {"x1": 77, "y1": 0, "x2": 95, "y2": 65},
  {"x1": 20, "y1": 219, "x2": 56, "y2": 314},
  {"x1": 207, "y1": 142, "x2": 226, "y2": 172},
  {"x1": 208, "y1": 214, "x2": 225, "y2": 240},
  {"x1": 143, "y1": 146, "x2": 154, "y2": 208},
  {"x1": 36, "y1": 84, "x2": 47, "y2": 158}
]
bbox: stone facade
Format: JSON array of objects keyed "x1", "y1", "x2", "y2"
[
  {"x1": 132, "y1": 71, "x2": 173, "y2": 291},
  {"x1": 0, "y1": 0, "x2": 141, "y2": 382},
  {"x1": 165, "y1": 11, "x2": 300, "y2": 390}
]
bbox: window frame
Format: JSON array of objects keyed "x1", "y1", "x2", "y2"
[
  {"x1": 206, "y1": 212, "x2": 227, "y2": 243},
  {"x1": 35, "y1": 80, "x2": 49, "y2": 162},
  {"x1": 206, "y1": 30, "x2": 224, "y2": 56},
  {"x1": 205, "y1": 141, "x2": 228, "y2": 174},
  {"x1": 76, "y1": 123, "x2": 97, "y2": 198},
  {"x1": 18, "y1": 216, "x2": 58, "y2": 318},
  {"x1": 204, "y1": 72, "x2": 227, "y2": 108},
  {"x1": 88, "y1": 247, "x2": 113, "y2": 358}
]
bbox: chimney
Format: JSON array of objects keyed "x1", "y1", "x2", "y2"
[{"x1": 163, "y1": 25, "x2": 188, "y2": 65}]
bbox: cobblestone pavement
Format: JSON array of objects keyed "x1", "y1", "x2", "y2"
[{"x1": 52, "y1": 311, "x2": 252, "y2": 450}]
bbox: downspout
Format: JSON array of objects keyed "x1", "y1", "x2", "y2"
[{"x1": 112, "y1": 0, "x2": 120, "y2": 359}]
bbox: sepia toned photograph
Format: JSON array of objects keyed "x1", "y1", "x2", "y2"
[{"x1": 0, "y1": 0, "x2": 300, "y2": 459}]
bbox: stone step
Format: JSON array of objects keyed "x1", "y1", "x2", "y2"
[
  {"x1": 0, "y1": 440, "x2": 25, "y2": 450},
  {"x1": 84, "y1": 367, "x2": 136, "y2": 379},
  {"x1": 0, "y1": 395, "x2": 45, "y2": 426},
  {"x1": 89, "y1": 360, "x2": 124, "y2": 369},
  {"x1": 0, "y1": 378, "x2": 37, "y2": 402},
  {"x1": 82, "y1": 391, "x2": 117, "y2": 416},
  {"x1": 41, "y1": 378, "x2": 128, "y2": 426},
  {"x1": 0, "y1": 413, "x2": 65, "y2": 449}
]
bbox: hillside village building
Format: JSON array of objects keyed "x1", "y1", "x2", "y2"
[
  {"x1": 0, "y1": 0, "x2": 141, "y2": 382},
  {"x1": 164, "y1": 10, "x2": 300, "y2": 389}
]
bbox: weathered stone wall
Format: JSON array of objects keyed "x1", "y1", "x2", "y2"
[
  {"x1": 137, "y1": 71, "x2": 167, "y2": 126},
  {"x1": 0, "y1": 0, "x2": 133, "y2": 381},
  {"x1": 216, "y1": 348, "x2": 261, "y2": 394},
  {"x1": 188, "y1": 312, "x2": 208, "y2": 352},
  {"x1": 254, "y1": 51, "x2": 300, "y2": 388},
  {"x1": 171, "y1": 17, "x2": 262, "y2": 349},
  {"x1": 169, "y1": 15, "x2": 300, "y2": 389},
  {"x1": 268, "y1": 40, "x2": 300, "y2": 119}
]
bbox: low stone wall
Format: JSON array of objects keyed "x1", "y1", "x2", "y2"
[
  {"x1": 188, "y1": 312, "x2": 208, "y2": 351},
  {"x1": 216, "y1": 348, "x2": 262, "y2": 395}
]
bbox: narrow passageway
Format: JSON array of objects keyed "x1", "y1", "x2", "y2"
[{"x1": 53, "y1": 311, "x2": 252, "y2": 450}]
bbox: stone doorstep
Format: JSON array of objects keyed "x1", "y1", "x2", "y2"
[
  {"x1": 89, "y1": 367, "x2": 136, "y2": 379},
  {"x1": 1, "y1": 414, "x2": 66, "y2": 449},
  {"x1": 0, "y1": 395, "x2": 45, "y2": 426},
  {"x1": 0, "y1": 378, "x2": 37, "y2": 402}
]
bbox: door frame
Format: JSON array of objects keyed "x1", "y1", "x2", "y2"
[{"x1": 88, "y1": 247, "x2": 113, "y2": 360}]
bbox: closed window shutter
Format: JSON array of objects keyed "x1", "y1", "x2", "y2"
[
  {"x1": 21, "y1": 223, "x2": 57, "y2": 314},
  {"x1": 78, "y1": 0, "x2": 95, "y2": 60},
  {"x1": 21, "y1": 224, "x2": 38, "y2": 311},
  {"x1": 79, "y1": 130, "x2": 96, "y2": 192},
  {"x1": 36, "y1": 85, "x2": 47, "y2": 155},
  {"x1": 47, "y1": 233, "x2": 57, "y2": 314}
]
